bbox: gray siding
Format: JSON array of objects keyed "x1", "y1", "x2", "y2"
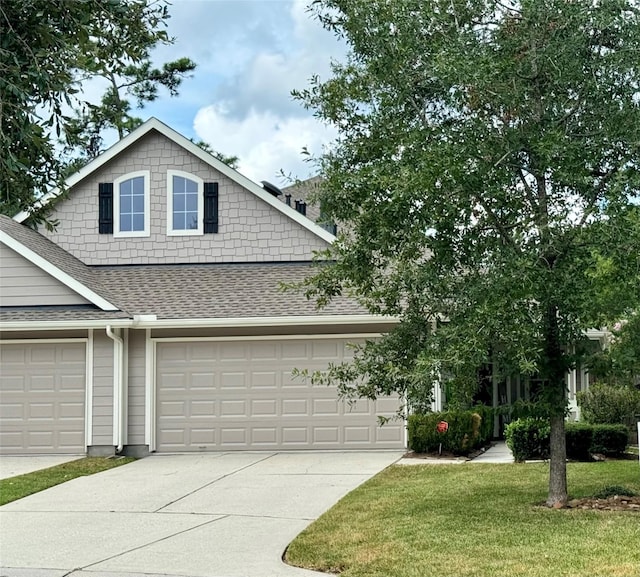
[
  {"x1": 92, "y1": 331, "x2": 114, "y2": 446},
  {"x1": 41, "y1": 131, "x2": 329, "y2": 265},
  {"x1": 127, "y1": 329, "x2": 146, "y2": 445},
  {"x1": 0, "y1": 244, "x2": 90, "y2": 306}
]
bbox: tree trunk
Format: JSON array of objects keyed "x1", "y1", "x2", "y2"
[
  {"x1": 547, "y1": 413, "x2": 567, "y2": 507},
  {"x1": 544, "y1": 302, "x2": 569, "y2": 508}
]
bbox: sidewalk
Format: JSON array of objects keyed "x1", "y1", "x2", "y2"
[
  {"x1": 470, "y1": 441, "x2": 514, "y2": 463},
  {"x1": 396, "y1": 441, "x2": 514, "y2": 466}
]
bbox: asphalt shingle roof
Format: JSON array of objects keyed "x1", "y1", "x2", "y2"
[
  {"x1": 96, "y1": 262, "x2": 368, "y2": 319},
  {"x1": 1, "y1": 216, "x2": 367, "y2": 322},
  {"x1": 0, "y1": 307, "x2": 131, "y2": 323}
]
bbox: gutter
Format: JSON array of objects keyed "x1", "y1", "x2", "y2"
[
  {"x1": 106, "y1": 325, "x2": 125, "y2": 453},
  {"x1": 0, "y1": 314, "x2": 400, "y2": 332}
]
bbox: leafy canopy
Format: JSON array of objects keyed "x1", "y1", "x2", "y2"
[
  {"x1": 0, "y1": 0, "x2": 194, "y2": 219},
  {"x1": 295, "y1": 0, "x2": 640, "y2": 505},
  {"x1": 297, "y1": 0, "x2": 640, "y2": 405}
]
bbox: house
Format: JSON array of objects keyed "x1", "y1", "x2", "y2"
[{"x1": 0, "y1": 118, "x2": 404, "y2": 456}]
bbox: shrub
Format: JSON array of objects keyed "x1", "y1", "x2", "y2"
[
  {"x1": 565, "y1": 422, "x2": 593, "y2": 461},
  {"x1": 592, "y1": 485, "x2": 637, "y2": 499},
  {"x1": 504, "y1": 418, "x2": 550, "y2": 461},
  {"x1": 473, "y1": 404, "x2": 495, "y2": 442},
  {"x1": 408, "y1": 407, "x2": 493, "y2": 455},
  {"x1": 576, "y1": 383, "x2": 640, "y2": 427},
  {"x1": 590, "y1": 424, "x2": 629, "y2": 455},
  {"x1": 505, "y1": 419, "x2": 630, "y2": 461}
]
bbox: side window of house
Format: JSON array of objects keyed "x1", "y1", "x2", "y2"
[
  {"x1": 107, "y1": 171, "x2": 151, "y2": 238},
  {"x1": 167, "y1": 170, "x2": 218, "y2": 235},
  {"x1": 167, "y1": 170, "x2": 203, "y2": 235}
]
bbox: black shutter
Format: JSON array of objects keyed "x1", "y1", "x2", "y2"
[
  {"x1": 98, "y1": 183, "x2": 113, "y2": 234},
  {"x1": 203, "y1": 182, "x2": 219, "y2": 233}
]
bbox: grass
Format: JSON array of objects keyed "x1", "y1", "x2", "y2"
[
  {"x1": 0, "y1": 456, "x2": 135, "y2": 505},
  {"x1": 286, "y1": 461, "x2": 640, "y2": 577}
]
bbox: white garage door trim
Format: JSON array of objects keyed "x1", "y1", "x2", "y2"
[
  {"x1": 148, "y1": 333, "x2": 405, "y2": 452},
  {"x1": 0, "y1": 337, "x2": 91, "y2": 454}
]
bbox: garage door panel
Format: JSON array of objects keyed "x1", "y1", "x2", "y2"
[
  {"x1": 0, "y1": 375, "x2": 26, "y2": 392},
  {"x1": 156, "y1": 338, "x2": 403, "y2": 452},
  {"x1": 251, "y1": 371, "x2": 277, "y2": 388},
  {"x1": 191, "y1": 400, "x2": 215, "y2": 417},
  {"x1": 280, "y1": 341, "x2": 308, "y2": 360},
  {"x1": 220, "y1": 428, "x2": 246, "y2": 445},
  {"x1": 29, "y1": 403, "x2": 55, "y2": 420},
  {"x1": 282, "y1": 399, "x2": 308, "y2": 416},
  {"x1": 220, "y1": 342, "x2": 248, "y2": 361},
  {"x1": 220, "y1": 372, "x2": 246, "y2": 389},
  {"x1": 29, "y1": 346, "x2": 56, "y2": 363},
  {"x1": 1, "y1": 402, "x2": 24, "y2": 420},
  {"x1": 0, "y1": 342, "x2": 86, "y2": 454},
  {"x1": 59, "y1": 401, "x2": 84, "y2": 420},
  {"x1": 220, "y1": 399, "x2": 246, "y2": 416}
]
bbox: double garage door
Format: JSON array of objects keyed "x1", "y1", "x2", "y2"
[
  {"x1": 156, "y1": 338, "x2": 404, "y2": 451},
  {"x1": 0, "y1": 342, "x2": 85, "y2": 454},
  {"x1": 0, "y1": 337, "x2": 403, "y2": 454}
]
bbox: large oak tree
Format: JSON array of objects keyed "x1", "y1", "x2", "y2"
[{"x1": 296, "y1": 0, "x2": 640, "y2": 506}]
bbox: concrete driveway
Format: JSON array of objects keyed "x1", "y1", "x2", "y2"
[{"x1": 0, "y1": 451, "x2": 402, "y2": 577}]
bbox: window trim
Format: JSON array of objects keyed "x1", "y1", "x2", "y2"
[
  {"x1": 166, "y1": 170, "x2": 204, "y2": 236},
  {"x1": 113, "y1": 170, "x2": 151, "y2": 238}
]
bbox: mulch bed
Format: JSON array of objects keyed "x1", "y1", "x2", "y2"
[
  {"x1": 401, "y1": 443, "x2": 494, "y2": 461},
  {"x1": 566, "y1": 495, "x2": 640, "y2": 512}
]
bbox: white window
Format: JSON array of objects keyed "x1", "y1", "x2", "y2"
[
  {"x1": 167, "y1": 170, "x2": 203, "y2": 235},
  {"x1": 114, "y1": 171, "x2": 150, "y2": 238}
]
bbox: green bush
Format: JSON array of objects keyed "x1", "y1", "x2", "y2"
[
  {"x1": 505, "y1": 419, "x2": 630, "y2": 461},
  {"x1": 504, "y1": 418, "x2": 550, "y2": 462},
  {"x1": 592, "y1": 485, "x2": 637, "y2": 499},
  {"x1": 590, "y1": 424, "x2": 629, "y2": 455},
  {"x1": 408, "y1": 407, "x2": 493, "y2": 455},
  {"x1": 565, "y1": 422, "x2": 593, "y2": 461},
  {"x1": 576, "y1": 383, "x2": 640, "y2": 427},
  {"x1": 473, "y1": 404, "x2": 495, "y2": 442}
]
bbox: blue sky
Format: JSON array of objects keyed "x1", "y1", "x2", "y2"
[{"x1": 136, "y1": 0, "x2": 346, "y2": 184}]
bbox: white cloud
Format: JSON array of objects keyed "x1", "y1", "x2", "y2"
[
  {"x1": 136, "y1": 1, "x2": 346, "y2": 180},
  {"x1": 194, "y1": 103, "x2": 337, "y2": 183},
  {"x1": 186, "y1": 0, "x2": 345, "y2": 183}
]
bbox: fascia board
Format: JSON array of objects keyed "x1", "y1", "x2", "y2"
[
  {"x1": 130, "y1": 314, "x2": 398, "y2": 329},
  {"x1": 0, "y1": 314, "x2": 398, "y2": 332},
  {"x1": 13, "y1": 118, "x2": 337, "y2": 245},
  {"x1": 0, "y1": 231, "x2": 118, "y2": 311}
]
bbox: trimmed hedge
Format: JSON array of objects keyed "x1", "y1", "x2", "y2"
[
  {"x1": 504, "y1": 418, "x2": 550, "y2": 461},
  {"x1": 565, "y1": 422, "x2": 593, "y2": 461},
  {"x1": 408, "y1": 406, "x2": 494, "y2": 455},
  {"x1": 505, "y1": 419, "x2": 630, "y2": 461},
  {"x1": 590, "y1": 424, "x2": 629, "y2": 455}
]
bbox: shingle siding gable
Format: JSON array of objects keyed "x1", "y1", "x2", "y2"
[{"x1": 38, "y1": 131, "x2": 330, "y2": 266}]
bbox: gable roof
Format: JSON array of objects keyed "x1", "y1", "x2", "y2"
[
  {"x1": 0, "y1": 215, "x2": 118, "y2": 311},
  {"x1": 13, "y1": 118, "x2": 336, "y2": 244}
]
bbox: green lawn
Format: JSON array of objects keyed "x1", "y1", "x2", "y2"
[
  {"x1": 0, "y1": 457, "x2": 135, "y2": 506},
  {"x1": 286, "y1": 461, "x2": 640, "y2": 577}
]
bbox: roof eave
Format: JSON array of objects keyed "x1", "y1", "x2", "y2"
[{"x1": 0, "y1": 313, "x2": 398, "y2": 332}]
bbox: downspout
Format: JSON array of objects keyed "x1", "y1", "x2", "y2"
[{"x1": 106, "y1": 326, "x2": 125, "y2": 453}]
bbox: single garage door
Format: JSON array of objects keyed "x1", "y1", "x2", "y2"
[
  {"x1": 0, "y1": 342, "x2": 86, "y2": 454},
  {"x1": 156, "y1": 338, "x2": 404, "y2": 451}
]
